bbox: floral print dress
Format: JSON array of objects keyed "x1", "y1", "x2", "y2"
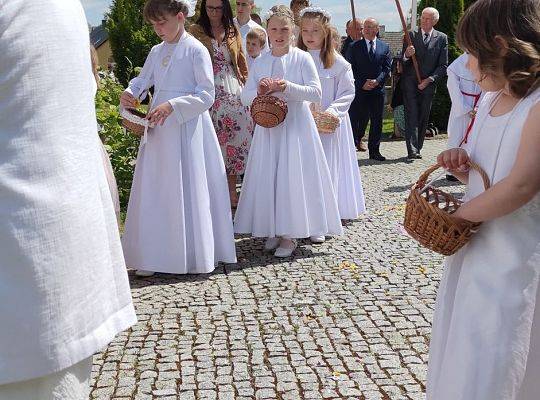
[{"x1": 210, "y1": 39, "x2": 253, "y2": 175}]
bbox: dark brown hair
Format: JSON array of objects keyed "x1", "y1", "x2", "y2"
[
  {"x1": 297, "y1": 12, "x2": 336, "y2": 69},
  {"x1": 196, "y1": 0, "x2": 238, "y2": 40},
  {"x1": 143, "y1": 0, "x2": 188, "y2": 22},
  {"x1": 457, "y1": 0, "x2": 540, "y2": 98}
]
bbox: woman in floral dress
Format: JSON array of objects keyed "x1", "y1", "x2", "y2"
[{"x1": 190, "y1": 0, "x2": 253, "y2": 207}]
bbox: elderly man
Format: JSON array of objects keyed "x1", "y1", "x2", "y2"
[
  {"x1": 346, "y1": 17, "x2": 392, "y2": 160},
  {"x1": 340, "y1": 18, "x2": 363, "y2": 57},
  {"x1": 234, "y1": 0, "x2": 268, "y2": 53},
  {"x1": 402, "y1": 7, "x2": 448, "y2": 160}
]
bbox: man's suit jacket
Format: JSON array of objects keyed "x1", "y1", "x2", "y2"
[
  {"x1": 346, "y1": 38, "x2": 392, "y2": 95},
  {"x1": 340, "y1": 36, "x2": 354, "y2": 58},
  {"x1": 402, "y1": 29, "x2": 448, "y2": 83}
]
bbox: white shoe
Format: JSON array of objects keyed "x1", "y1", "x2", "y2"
[
  {"x1": 310, "y1": 235, "x2": 326, "y2": 244},
  {"x1": 264, "y1": 237, "x2": 281, "y2": 251},
  {"x1": 135, "y1": 270, "x2": 155, "y2": 277},
  {"x1": 274, "y1": 239, "x2": 297, "y2": 258}
]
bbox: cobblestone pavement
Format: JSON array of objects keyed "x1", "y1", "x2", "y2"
[{"x1": 91, "y1": 138, "x2": 464, "y2": 400}]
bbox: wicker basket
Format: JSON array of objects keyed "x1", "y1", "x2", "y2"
[
  {"x1": 121, "y1": 107, "x2": 154, "y2": 137},
  {"x1": 312, "y1": 110, "x2": 340, "y2": 134},
  {"x1": 251, "y1": 95, "x2": 288, "y2": 128},
  {"x1": 403, "y1": 162, "x2": 490, "y2": 256}
]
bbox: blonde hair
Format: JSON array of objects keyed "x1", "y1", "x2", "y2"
[
  {"x1": 266, "y1": 5, "x2": 295, "y2": 27},
  {"x1": 457, "y1": 0, "x2": 540, "y2": 98},
  {"x1": 330, "y1": 25, "x2": 341, "y2": 52},
  {"x1": 90, "y1": 45, "x2": 100, "y2": 86},
  {"x1": 246, "y1": 27, "x2": 266, "y2": 47},
  {"x1": 297, "y1": 12, "x2": 336, "y2": 69}
]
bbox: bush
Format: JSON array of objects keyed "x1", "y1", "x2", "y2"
[{"x1": 95, "y1": 73, "x2": 140, "y2": 211}]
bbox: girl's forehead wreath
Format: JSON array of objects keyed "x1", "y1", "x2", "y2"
[
  {"x1": 299, "y1": 7, "x2": 332, "y2": 22},
  {"x1": 264, "y1": 8, "x2": 295, "y2": 23}
]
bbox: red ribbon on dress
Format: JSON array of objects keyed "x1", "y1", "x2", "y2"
[{"x1": 459, "y1": 90, "x2": 482, "y2": 147}]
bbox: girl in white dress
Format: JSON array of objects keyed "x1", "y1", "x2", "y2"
[
  {"x1": 298, "y1": 7, "x2": 366, "y2": 225},
  {"x1": 234, "y1": 5, "x2": 342, "y2": 257},
  {"x1": 427, "y1": 1, "x2": 540, "y2": 398},
  {"x1": 120, "y1": 0, "x2": 236, "y2": 276}
]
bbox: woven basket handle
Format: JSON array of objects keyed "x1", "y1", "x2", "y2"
[{"x1": 417, "y1": 161, "x2": 491, "y2": 190}]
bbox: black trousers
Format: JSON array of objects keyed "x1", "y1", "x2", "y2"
[
  {"x1": 348, "y1": 90, "x2": 385, "y2": 154},
  {"x1": 402, "y1": 76, "x2": 435, "y2": 155}
]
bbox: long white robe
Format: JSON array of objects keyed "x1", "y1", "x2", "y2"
[
  {"x1": 0, "y1": 0, "x2": 136, "y2": 385},
  {"x1": 121, "y1": 31, "x2": 237, "y2": 274},
  {"x1": 446, "y1": 53, "x2": 483, "y2": 148},
  {"x1": 427, "y1": 88, "x2": 540, "y2": 400},
  {"x1": 234, "y1": 47, "x2": 343, "y2": 238},
  {"x1": 307, "y1": 49, "x2": 366, "y2": 220}
]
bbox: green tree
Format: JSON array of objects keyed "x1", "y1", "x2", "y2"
[{"x1": 106, "y1": 0, "x2": 159, "y2": 86}]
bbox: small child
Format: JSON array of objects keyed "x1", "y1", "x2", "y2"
[
  {"x1": 245, "y1": 27, "x2": 266, "y2": 70},
  {"x1": 120, "y1": 0, "x2": 236, "y2": 276},
  {"x1": 298, "y1": 7, "x2": 366, "y2": 222},
  {"x1": 426, "y1": 0, "x2": 540, "y2": 398},
  {"x1": 234, "y1": 5, "x2": 342, "y2": 257}
]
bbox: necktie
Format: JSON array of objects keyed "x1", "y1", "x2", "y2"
[
  {"x1": 423, "y1": 32, "x2": 429, "y2": 45},
  {"x1": 369, "y1": 40, "x2": 374, "y2": 59}
]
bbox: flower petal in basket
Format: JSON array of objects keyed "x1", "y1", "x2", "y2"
[{"x1": 312, "y1": 110, "x2": 340, "y2": 134}]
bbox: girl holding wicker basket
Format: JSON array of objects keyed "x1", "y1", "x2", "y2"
[
  {"x1": 119, "y1": 0, "x2": 237, "y2": 276},
  {"x1": 234, "y1": 5, "x2": 342, "y2": 257},
  {"x1": 426, "y1": 0, "x2": 540, "y2": 398},
  {"x1": 298, "y1": 7, "x2": 366, "y2": 224}
]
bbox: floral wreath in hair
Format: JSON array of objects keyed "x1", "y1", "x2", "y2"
[
  {"x1": 173, "y1": 0, "x2": 196, "y2": 17},
  {"x1": 298, "y1": 6, "x2": 332, "y2": 21},
  {"x1": 263, "y1": 7, "x2": 295, "y2": 23}
]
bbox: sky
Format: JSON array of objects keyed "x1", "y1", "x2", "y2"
[{"x1": 81, "y1": 0, "x2": 413, "y2": 35}]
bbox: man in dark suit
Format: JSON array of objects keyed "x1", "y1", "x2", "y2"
[
  {"x1": 340, "y1": 18, "x2": 363, "y2": 58},
  {"x1": 346, "y1": 18, "x2": 392, "y2": 161},
  {"x1": 402, "y1": 7, "x2": 448, "y2": 160}
]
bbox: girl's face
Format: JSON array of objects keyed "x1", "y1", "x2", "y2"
[
  {"x1": 150, "y1": 12, "x2": 184, "y2": 43},
  {"x1": 205, "y1": 0, "x2": 224, "y2": 25},
  {"x1": 300, "y1": 18, "x2": 325, "y2": 50},
  {"x1": 246, "y1": 38, "x2": 263, "y2": 58},
  {"x1": 267, "y1": 17, "x2": 292, "y2": 50},
  {"x1": 466, "y1": 53, "x2": 505, "y2": 93}
]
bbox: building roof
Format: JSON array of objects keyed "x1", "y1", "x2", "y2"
[
  {"x1": 90, "y1": 23, "x2": 108, "y2": 49},
  {"x1": 381, "y1": 31, "x2": 405, "y2": 57}
]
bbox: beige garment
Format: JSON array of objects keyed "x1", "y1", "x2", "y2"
[{"x1": 0, "y1": 357, "x2": 92, "y2": 400}]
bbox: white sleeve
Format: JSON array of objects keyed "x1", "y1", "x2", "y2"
[
  {"x1": 126, "y1": 47, "x2": 156, "y2": 100},
  {"x1": 284, "y1": 55, "x2": 322, "y2": 103},
  {"x1": 167, "y1": 47, "x2": 215, "y2": 124},
  {"x1": 447, "y1": 70, "x2": 469, "y2": 117},
  {"x1": 241, "y1": 61, "x2": 259, "y2": 106},
  {"x1": 325, "y1": 66, "x2": 355, "y2": 117}
]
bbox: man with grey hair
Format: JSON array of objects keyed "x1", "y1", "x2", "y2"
[
  {"x1": 401, "y1": 7, "x2": 448, "y2": 160},
  {"x1": 346, "y1": 17, "x2": 392, "y2": 159}
]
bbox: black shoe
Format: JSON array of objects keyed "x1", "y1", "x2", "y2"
[
  {"x1": 414, "y1": 153, "x2": 422, "y2": 159},
  {"x1": 369, "y1": 153, "x2": 386, "y2": 161},
  {"x1": 446, "y1": 174, "x2": 459, "y2": 182},
  {"x1": 407, "y1": 153, "x2": 417, "y2": 161}
]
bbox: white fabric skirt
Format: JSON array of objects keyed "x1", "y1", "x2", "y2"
[
  {"x1": 336, "y1": 116, "x2": 366, "y2": 219},
  {"x1": 234, "y1": 102, "x2": 342, "y2": 238},
  {"x1": 122, "y1": 112, "x2": 237, "y2": 274},
  {"x1": 0, "y1": 356, "x2": 92, "y2": 400}
]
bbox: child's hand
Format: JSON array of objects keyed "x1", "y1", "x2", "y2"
[
  {"x1": 120, "y1": 91, "x2": 138, "y2": 108},
  {"x1": 146, "y1": 102, "x2": 173, "y2": 126},
  {"x1": 437, "y1": 148, "x2": 470, "y2": 172},
  {"x1": 272, "y1": 79, "x2": 286, "y2": 93},
  {"x1": 258, "y1": 78, "x2": 273, "y2": 95}
]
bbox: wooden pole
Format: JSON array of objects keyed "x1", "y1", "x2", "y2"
[
  {"x1": 394, "y1": 0, "x2": 422, "y2": 83},
  {"x1": 349, "y1": 0, "x2": 359, "y2": 40}
]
